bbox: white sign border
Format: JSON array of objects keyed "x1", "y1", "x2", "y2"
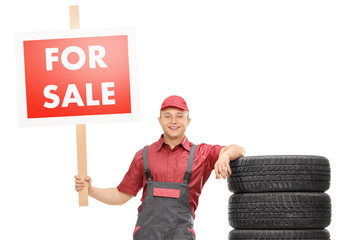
[{"x1": 15, "y1": 27, "x2": 140, "y2": 127}]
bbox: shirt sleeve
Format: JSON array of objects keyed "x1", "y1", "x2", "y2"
[
  {"x1": 205, "y1": 144, "x2": 226, "y2": 170},
  {"x1": 117, "y1": 150, "x2": 144, "y2": 197}
]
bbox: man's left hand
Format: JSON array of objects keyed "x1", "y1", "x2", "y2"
[
  {"x1": 214, "y1": 152, "x2": 232, "y2": 179},
  {"x1": 214, "y1": 144, "x2": 245, "y2": 179}
]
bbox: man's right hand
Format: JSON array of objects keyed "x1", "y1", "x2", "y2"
[
  {"x1": 74, "y1": 175, "x2": 91, "y2": 192},
  {"x1": 74, "y1": 175, "x2": 133, "y2": 205}
]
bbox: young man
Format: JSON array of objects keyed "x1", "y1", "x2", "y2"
[{"x1": 75, "y1": 95, "x2": 245, "y2": 239}]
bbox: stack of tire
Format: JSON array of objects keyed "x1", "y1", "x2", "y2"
[{"x1": 227, "y1": 155, "x2": 331, "y2": 239}]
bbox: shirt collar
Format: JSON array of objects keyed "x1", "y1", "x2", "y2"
[{"x1": 155, "y1": 135, "x2": 192, "y2": 152}]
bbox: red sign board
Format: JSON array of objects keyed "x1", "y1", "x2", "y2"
[{"x1": 16, "y1": 29, "x2": 139, "y2": 126}]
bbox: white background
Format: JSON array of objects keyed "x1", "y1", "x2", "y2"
[{"x1": 1, "y1": 0, "x2": 358, "y2": 239}]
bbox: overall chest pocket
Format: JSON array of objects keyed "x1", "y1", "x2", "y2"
[{"x1": 152, "y1": 186, "x2": 188, "y2": 226}]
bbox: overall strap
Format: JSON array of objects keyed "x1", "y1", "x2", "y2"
[
  {"x1": 143, "y1": 146, "x2": 152, "y2": 182},
  {"x1": 183, "y1": 144, "x2": 197, "y2": 184}
]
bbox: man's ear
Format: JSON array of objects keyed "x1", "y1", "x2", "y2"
[{"x1": 187, "y1": 117, "x2": 191, "y2": 126}]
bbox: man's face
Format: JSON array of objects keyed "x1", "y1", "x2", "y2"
[{"x1": 158, "y1": 107, "x2": 191, "y2": 141}]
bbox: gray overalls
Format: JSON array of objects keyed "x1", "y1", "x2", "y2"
[{"x1": 133, "y1": 144, "x2": 197, "y2": 240}]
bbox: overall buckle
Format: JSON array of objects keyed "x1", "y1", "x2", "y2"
[
  {"x1": 184, "y1": 171, "x2": 192, "y2": 184},
  {"x1": 145, "y1": 169, "x2": 152, "y2": 181}
]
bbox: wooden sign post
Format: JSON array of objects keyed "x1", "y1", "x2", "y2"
[
  {"x1": 69, "y1": 5, "x2": 80, "y2": 29},
  {"x1": 69, "y1": 5, "x2": 88, "y2": 207},
  {"x1": 76, "y1": 124, "x2": 88, "y2": 206}
]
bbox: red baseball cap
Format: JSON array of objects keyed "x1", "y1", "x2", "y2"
[{"x1": 160, "y1": 95, "x2": 189, "y2": 111}]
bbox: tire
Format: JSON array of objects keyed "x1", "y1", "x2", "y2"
[
  {"x1": 228, "y1": 192, "x2": 331, "y2": 229},
  {"x1": 227, "y1": 155, "x2": 330, "y2": 193},
  {"x1": 228, "y1": 229, "x2": 330, "y2": 239}
]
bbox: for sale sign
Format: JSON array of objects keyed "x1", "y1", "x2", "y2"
[{"x1": 15, "y1": 28, "x2": 139, "y2": 126}]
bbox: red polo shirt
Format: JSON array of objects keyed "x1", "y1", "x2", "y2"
[{"x1": 117, "y1": 135, "x2": 224, "y2": 218}]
